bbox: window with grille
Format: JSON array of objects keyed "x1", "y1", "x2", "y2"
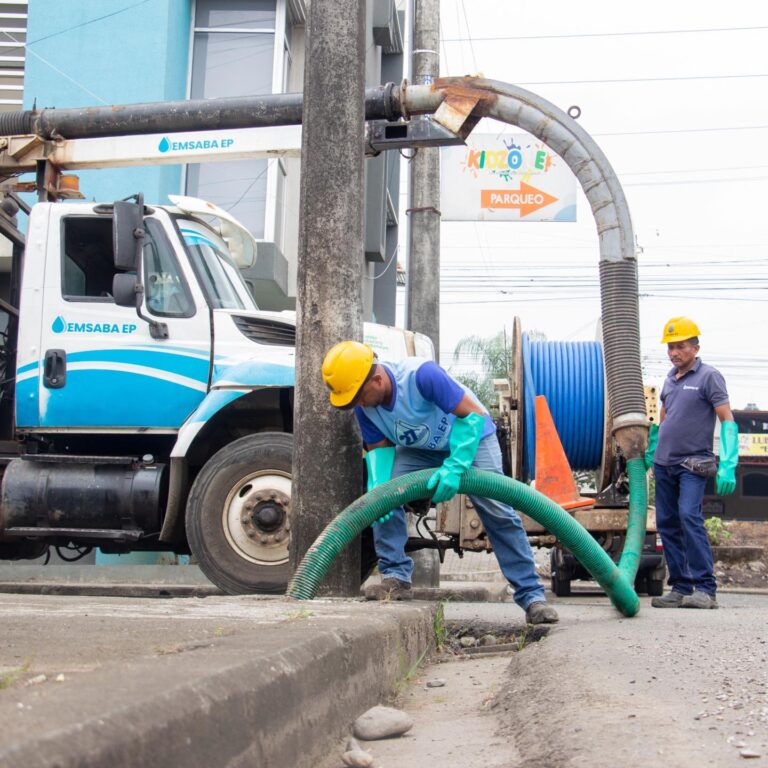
[{"x1": 0, "y1": 1, "x2": 26, "y2": 111}]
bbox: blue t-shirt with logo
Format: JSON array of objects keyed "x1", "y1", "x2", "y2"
[
  {"x1": 655, "y1": 358, "x2": 730, "y2": 466},
  {"x1": 355, "y1": 358, "x2": 496, "y2": 450}
]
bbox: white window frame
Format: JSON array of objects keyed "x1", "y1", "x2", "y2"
[{"x1": 185, "y1": 0, "x2": 292, "y2": 244}]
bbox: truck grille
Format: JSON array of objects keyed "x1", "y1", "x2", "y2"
[{"x1": 232, "y1": 315, "x2": 296, "y2": 346}]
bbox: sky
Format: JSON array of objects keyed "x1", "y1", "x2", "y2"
[{"x1": 396, "y1": 0, "x2": 768, "y2": 410}]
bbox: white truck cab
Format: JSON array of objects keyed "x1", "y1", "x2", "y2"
[{"x1": 0, "y1": 195, "x2": 433, "y2": 593}]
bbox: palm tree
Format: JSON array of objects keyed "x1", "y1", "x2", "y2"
[
  {"x1": 450, "y1": 330, "x2": 511, "y2": 412},
  {"x1": 450, "y1": 329, "x2": 547, "y2": 412},
  {"x1": 453, "y1": 330, "x2": 511, "y2": 381}
]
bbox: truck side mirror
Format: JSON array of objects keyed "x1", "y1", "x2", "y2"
[
  {"x1": 113, "y1": 272, "x2": 139, "y2": 307},
  {"x1": 113, "y1": 199, "x2": 144, "y2": 271}
]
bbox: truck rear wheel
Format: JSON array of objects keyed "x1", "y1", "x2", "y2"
[{"x1": 186, "y1": 433, "x2": 293, "y2": 595}]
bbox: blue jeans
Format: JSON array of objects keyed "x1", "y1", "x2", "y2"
[
  {"x1": 653, "y1": 463, "x2": 716, "y2": 595},
  {"x1": 373, "y1": 436, "x2": 546, "y2": 610}
]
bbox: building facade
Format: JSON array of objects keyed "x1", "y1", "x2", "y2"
[{"x1": 22, "y1": 0, "x2": 403, "y2": 321}]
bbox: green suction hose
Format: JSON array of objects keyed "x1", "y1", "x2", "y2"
[{"x1": 287, "y1": 459, "x2": 649, "y2": 617}]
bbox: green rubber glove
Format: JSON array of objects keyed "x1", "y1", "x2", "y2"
[
  {"x1": 365, "y1": 446, "x2": 396, "y2": 525},
  {"x1": 644, "y1": 423, "x2": 659, "y2": 470},
  {"x1": 716, "y1": 421, "x2": 739, "y2": 496},
  {"x1": 426, "y1": 412, "x2": 486, "y2": 504}
]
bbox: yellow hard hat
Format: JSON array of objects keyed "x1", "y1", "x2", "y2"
[
  {"x1": 661, "y1": 316, "x2": 700, "y2": 344},
  {"x1": 322, "y1": 341, "x2": 376, "y2": 408}
]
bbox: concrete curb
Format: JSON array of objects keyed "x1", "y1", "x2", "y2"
[
  {"x1": 0, "y1": 581, "x2": 223, "y2": 598},
  {"x1": 0, "y1": 600, "x2": 436, "y2": 768}
]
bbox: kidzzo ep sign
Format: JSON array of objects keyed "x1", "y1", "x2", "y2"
[{"x1": 440, "y1": 134, "x2": 577, "y2": 222}]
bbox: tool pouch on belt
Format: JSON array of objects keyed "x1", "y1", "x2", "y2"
[{"x1": 680, "y1": 456, "x2": 718, "y2": 477}]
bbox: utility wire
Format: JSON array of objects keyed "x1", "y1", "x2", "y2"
[
  {"x1": 0, "y1": 30, "x2": 108, "y2": 104},
  {"x1": 594, "y1": 124, "x2": 768, "y2": 137},
  {"x1": 518, "y1": 73, "x2": 768, "y2": 86},
  {"x1": 22, "y1": 0, "x2": 153, "y2": 49},
  {"x1": 439, "y1": 25, "x2": 768, "y2": 43}
]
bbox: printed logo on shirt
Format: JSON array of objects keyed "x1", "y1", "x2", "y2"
[
  {"x1": 683, "y1": 385, "x2": 700, "y2": 391},
  {"x1": 395, "y1": 420, "x2": 431, "y2": 448}
]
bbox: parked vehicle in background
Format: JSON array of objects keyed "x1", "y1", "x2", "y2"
[{"x1": 704, "y1": 409, "x2": 768, "y2": 522}]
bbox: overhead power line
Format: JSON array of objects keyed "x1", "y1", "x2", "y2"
[
  {"x1": 517, "y1": 73, "x2": 768, "y2": 86},
  {"x1": 594, "y1": 124, "x2": 768, "y2": 137},
  {"x1": 439, "y1": 25, "x2": 768, "y2": 43}
]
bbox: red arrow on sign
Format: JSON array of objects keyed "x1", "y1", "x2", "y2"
[{"x1": 480, "y1": 181, "x2": 559, "y2": 217}]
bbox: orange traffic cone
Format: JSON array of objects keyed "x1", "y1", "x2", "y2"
[{"x1": 534, "y1": 395, "x2": 594, "y2": 511}]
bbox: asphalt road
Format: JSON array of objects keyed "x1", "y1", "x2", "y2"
[{"x1": 445, "y1": 591, "x2": 768, "y2": 768}]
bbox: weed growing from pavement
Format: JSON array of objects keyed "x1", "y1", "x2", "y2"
[
  {"x1": 0, "y1": 660, "x2": 31, "y2": 689},
  {"x1": 392, "y1": 646, "x2": 429, "y2": 698},
  {"x1": 705, "y1": 516, "x2": 733, "y2": 546},
  {"x1": 283, "y1": 606, "x2": 315, "y2": 621},
  {"x1": 433, "y1": 600, "x2": 449, "y2": 651}
]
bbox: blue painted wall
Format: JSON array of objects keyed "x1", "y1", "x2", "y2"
[{"x1": 24, "y1": 0, "x2": 192, "y2": 204}]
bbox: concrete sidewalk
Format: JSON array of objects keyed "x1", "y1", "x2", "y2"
[
  {"x1": 0, "y1": 563, "x2": 511, "y2": 601},
  {"x1": 0, "y1": 593, "x2": 436, "y2": 768}
]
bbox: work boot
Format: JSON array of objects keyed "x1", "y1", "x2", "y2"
[
  {"x1": 525, "y1": 601, "x2": 559, "y2": 625},
  {"x1": 364, "y1": 577, "x2": 413, "y2": 602},
  {"x1": 680, "y1": 590, "x2": 718, "y2": 610},
  {"x1": 651, "y1": 590, "x2": 687, "y2": 608}
]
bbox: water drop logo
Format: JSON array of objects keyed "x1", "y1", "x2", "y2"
[
  {"x1": 51, "y1": 316, "x2": 66, "y2": 334},
  {"x1": 158, "y1": 137, "x2": 170, "y2": 153}
]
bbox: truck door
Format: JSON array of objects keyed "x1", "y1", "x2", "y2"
[{"x1": 37, "y1": 207, "x2": 211, "y2": 429}]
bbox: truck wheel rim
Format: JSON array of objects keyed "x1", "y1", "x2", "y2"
[{"x1": 222, "y1": 470, "x2": 291, "y2": 565}]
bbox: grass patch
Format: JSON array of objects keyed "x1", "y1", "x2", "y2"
[
  {"x1": 433, "y1": 600, "x2": 449, "y2": 652},
  {"x1": 392, "y1": 645, "x2": 430, "y2": 698},
  {"x1": 0, "y1": 660, "x2": 31, "y2": 690}
]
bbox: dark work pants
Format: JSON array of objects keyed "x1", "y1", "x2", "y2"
[{"x1": 653, "y1": 463, "x2": 716, "y2": 595}]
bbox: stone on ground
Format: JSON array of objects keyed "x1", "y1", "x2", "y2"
[{"x1": 353, "y1": 705, "x2": 414, "y2": 740}]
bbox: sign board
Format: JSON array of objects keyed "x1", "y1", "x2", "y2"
[
  {"x1": 740, "y1": 433, "x2": 768, "y2": 457},
  {"x1": 440, "y1": 133, "x2": 577, "y2": 222},
  {"x1": 714, "y1": 432, "x2": 768, "y2": 457}
]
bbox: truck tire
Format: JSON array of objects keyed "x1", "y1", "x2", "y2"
[{"x1": 186, "y1": 433, "x2": 294, "y2": 595}]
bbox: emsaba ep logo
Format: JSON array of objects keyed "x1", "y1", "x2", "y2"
[
  {"x1": 158, "y1": 136, "x2": 235, "y2": 153},
  {"x1": 51, "y1": 316, "x2": 137, "y2": 335}
]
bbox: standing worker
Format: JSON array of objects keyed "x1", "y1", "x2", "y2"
[
  {"x1": 645, "y1": 317, "x2": 738, "y2": 609},
  {"x1": 321, "y1": 341, "x2": 559, "y2": 625}
]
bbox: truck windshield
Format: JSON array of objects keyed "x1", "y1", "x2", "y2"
[{"x1": 177, "y1": 218, "x2": 258, "y2": 310}]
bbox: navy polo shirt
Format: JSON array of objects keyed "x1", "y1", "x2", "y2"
[{"x1": 655, "y1": 358, "x2": 730, "y2": 466}]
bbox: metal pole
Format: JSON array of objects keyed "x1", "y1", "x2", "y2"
[
  {"x1": 289, "y1": 0, "x2": 366, "y2": 596},
  {"x1": 406, "y1": 0, "x2": 441, "y2": 361}
]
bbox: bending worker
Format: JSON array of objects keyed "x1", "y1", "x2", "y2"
[
  {"x1": 322, "y1": 341, "x2": 559, "y2": 625},
  {"x1": 645, "y1": 317, "x2": 738, "y2": 610}
]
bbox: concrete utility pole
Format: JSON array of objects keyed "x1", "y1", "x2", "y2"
[
  {"x1": 407, "y1": 0, "x2": 441, "y2": 361},
  {"x1": 290, "y1": 0, "x2": 366, "y2": 595}
]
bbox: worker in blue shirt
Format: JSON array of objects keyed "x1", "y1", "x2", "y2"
[
  {"x1": 645, "y1": 317, "x2": 738, "y2": 610},
  {"x1": 321, "y1": 340, "x2": 559, "y2": 625}
]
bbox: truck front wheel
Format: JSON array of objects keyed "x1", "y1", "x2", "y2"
[{"x1": 186, "y1": 433, "x2": 293, "y2": 594}]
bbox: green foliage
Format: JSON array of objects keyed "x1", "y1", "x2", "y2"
[
  {"x1": 451, "y1": 329, "x2": 547, "y2": 413},
  {"x1": 433, "y1": 600, "x2": 449, "y2": 651},
  {"x1": 451, "y1": 330, "x2": 511, "y2": 413},
  {"x1": 453, "y1": 371, "x2": 496, "y2": 414},
  {"x1": 392, "y1": 646, "x2": 429, "y2": 697},
  {"x1": 704, "y1": 516, "x2": 732, "y2": 547},
  {"x1": 0, "y1": 660, "x2": 30, "y2": 690},
  {"x1": 453, "y1": 331, "x2": 512, "y2": 380}
]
